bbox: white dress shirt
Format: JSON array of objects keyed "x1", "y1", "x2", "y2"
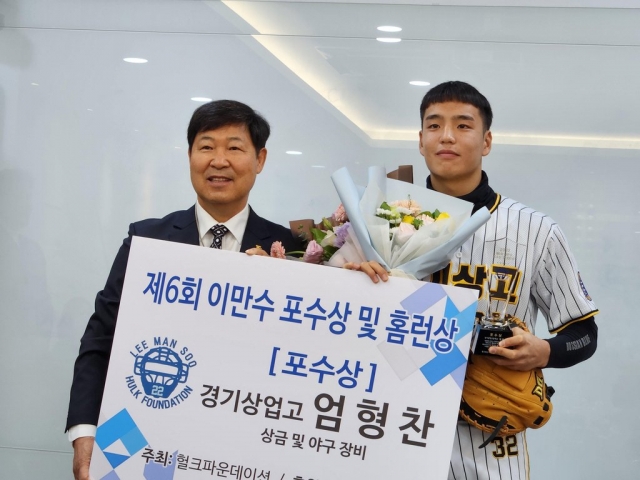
[
  {"x1": 68, "y1": 201, "x2": 250, "y2": 442},
  {"x1": 195, "y1": 200, "x2": 249, "y2": 251}
]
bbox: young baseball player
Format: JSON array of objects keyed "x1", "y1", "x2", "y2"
[
  {"x1": 419, "y1": 81, "x2": 599, "y2": 479},
  {"x1": 352, "y1": 80, "x2": 599, "y2": 478}
]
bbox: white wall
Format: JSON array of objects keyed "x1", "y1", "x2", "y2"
[{"x1": 1, "y1": 1, "x2": 639, "y2": 478}]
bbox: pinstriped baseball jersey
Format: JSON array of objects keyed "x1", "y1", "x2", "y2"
[
  {"x1": 433, "y1": 195, "x2": 598, "y2": 480},
  {"x1": 449, "y1": 424, "x2": 530, "y2": 480},
  {"x1": 433, "y1": 195, "x2": 598, "y2": 334}
]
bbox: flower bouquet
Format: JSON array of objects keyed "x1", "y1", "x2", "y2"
[
  {"x1": 330, "y1": 166, "x2": 491, "y2": 279},
  {"x1": 280, "y1": 205, "x2": 357, "y2": 265}
]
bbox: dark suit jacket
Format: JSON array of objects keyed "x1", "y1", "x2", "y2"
[{"x1": 66, "y1": 205, "x2": 303, "y2": 430}]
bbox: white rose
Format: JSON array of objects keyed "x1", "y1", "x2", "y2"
[
  {"x1": 417, "y1": 214, "x2": 435, "y2": 225},
  {"x1": 320, "y1": 230, "x2": 337, "y2": 247},
  {"x1": 393, "y1": 221, "x2": 416, "y2": 247}
]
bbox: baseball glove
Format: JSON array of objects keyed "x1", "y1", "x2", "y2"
[{"x1": 459, "y1": 316, "x2": 554, "y2": 448}]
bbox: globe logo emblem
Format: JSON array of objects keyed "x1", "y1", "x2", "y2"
[{"x1": 134, "y1": 346, "x2": 189, "y2": 399}]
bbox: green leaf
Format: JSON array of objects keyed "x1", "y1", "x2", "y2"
[
  {"x1": 379, "y1": 201, "x2": 391, "y2": 211},
  {"x1": 310, "y1": 227, "x2": 327, "y2": 243},
  {"x1": 433, "y1": 209, "x2": 441, "y2": 219},
  {"x1": 323, "y1": 245, "x2": 340, "y2": 262},
  {"x1": 413, "y1": 218, "x2": 423, "y2": 229},
  {"x1": 322, "y1": 217, "x2": 334, "y2": 230}
]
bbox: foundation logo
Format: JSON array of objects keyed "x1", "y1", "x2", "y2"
[{"x1": 126, "y1": 336, "x2": 197, "y2": 409}]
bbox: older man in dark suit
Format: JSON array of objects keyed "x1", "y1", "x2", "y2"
[{"x1": 66, "y1": 100, "x2": 302, "y2": 479}]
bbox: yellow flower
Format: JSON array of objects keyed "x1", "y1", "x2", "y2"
[
  {"x1": 436, "y1": 212, "x2": 450, "y2": 220},
  {"x1": 402, "y1": 215, "x2": 415, "y2": 224}
]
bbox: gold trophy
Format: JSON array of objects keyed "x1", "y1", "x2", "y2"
[{"x1": 471, "y1": 242, "x2": 522, "y2": 355}]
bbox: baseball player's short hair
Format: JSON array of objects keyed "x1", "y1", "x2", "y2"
[
  {"x1": 187, "y1": 99, "x2": 271, "y2": 151},
  {"x1": 420, "y1": 81, "x2": 493, "y2": 132}
]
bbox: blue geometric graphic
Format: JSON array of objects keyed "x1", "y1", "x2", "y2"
[
  {"x1": 400, "y1": 283, "x2": 447, "y2": 314},
  {"x1": 143, "y1": 450, "x2": 178, "y2": 480},
  {"x1": 96, "y1": 409, "x2": 148, "y2": 469},
  {"x1": 450, "y1": 362, "x2": 467, "y2": 390},
  {"x1": 103, "y1": 452, "x2": 129, "y2": 470},
  {"x1": 101, "y1": 470, "x2": 121, "y2": 480},
  {"x1": 444, "y1": 297, "x2": 477, "y2": 338},
  {"x1": 420, "y1": 345, "x2": 467, "y2": 386},
  {"x1": 398, "y1": 288, "x2": 478, "y2": 388}
]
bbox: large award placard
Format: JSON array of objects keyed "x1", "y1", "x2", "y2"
[{"x1": 90, "y1": 237, "x2": 479, "y2": 480}]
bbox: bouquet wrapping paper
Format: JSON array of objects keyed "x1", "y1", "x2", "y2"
[{"x1": 331, "y1": 166, "x2": 491, "y2": 279}]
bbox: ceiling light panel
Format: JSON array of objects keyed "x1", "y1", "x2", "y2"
[
  {"x1": 377, "y1": 26, "x2": 402, "y2": 32},
  {"x1": 217, "y1": 1, "x2": 640, "y2": 149},
  {"x1": 218, "y1": 1, "x2": 640, "y2": 46}
]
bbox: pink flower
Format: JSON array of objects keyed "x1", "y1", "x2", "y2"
[
  {"x1": 394, "y1": 221, "x2": 416, "y2": 247},
  {"x1": 302, "y1": 240, "x2": 324, "y2": 264},
  {"x1": 391, "y1": 199, "x2": 422, "y2": 216},
  {"x1": 417, "y1": 214, "x2": 435, "y2": 225},
  {"x1": 332, "y1": 204, "x2": 348, "y2": 223},
  {"x1": 270, "y1": 241, "x2": 286, "y2": 259}
]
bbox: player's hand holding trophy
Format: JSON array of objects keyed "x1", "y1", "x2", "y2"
[
  {"x1": 471, "y1": 310, "x2": 514, "y2": 355},
  {"x1": 471, "y1": 240, "x2": 522, "y2": 355}
]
